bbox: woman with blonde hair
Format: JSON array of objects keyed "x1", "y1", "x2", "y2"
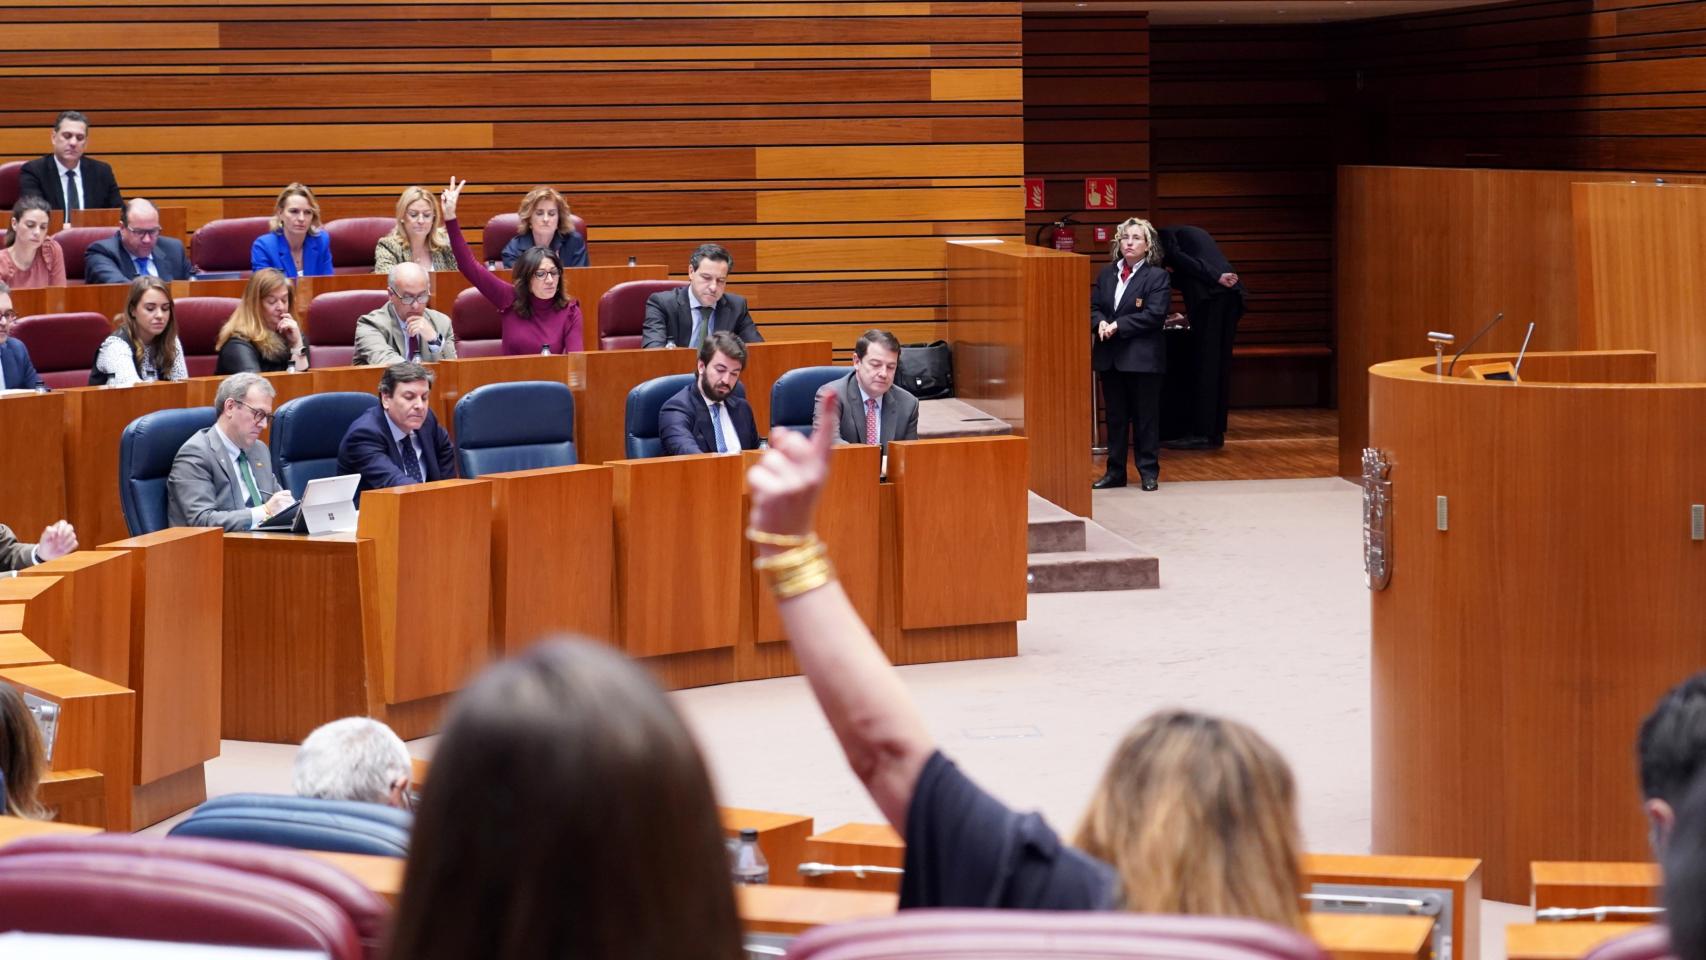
[
  {"x1": 374, "y1": 185, "x2": 455, "y2": 275},
  {"x1": 1091, "y1": 216, "x2": 1170, "y2": 491},
  {"x1": 215, "y1": 268, "x2": 309, "y2": 374},
  {"x1": 90, "y1": 276, "x2": 186, "y2": 386},
  {"x1": 250, "y1": 182, "x2": 332, "y2": 278},
  {"x1": 500, "y1": 185, "x2": 588, "y2": 269},
  {"x1": 743, "y1": 394, "x2": 1305, "y2": 924},
  {"x1": 0, "y1": 684, "x2": 47, "y2": 820}
]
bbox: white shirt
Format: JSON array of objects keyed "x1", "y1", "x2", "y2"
[
  {"x1": 385, "y1": 413, "x2": 426, "y2": 482},
  {"x1": 213, "y1": 424, "x2": 268, "y2": 530},
  {"x1": 1113, "y1": 258, "x2": 1144, "y2": 308},
  {"x1": 857, "y1": 380, "x2": 885, "y2": 444},
  {"x1": 53, "y1": 157, "x2": 85, "y2": 211},
  {"x1": 699, "y1": 384, "x2": 742, "y2": 455}
]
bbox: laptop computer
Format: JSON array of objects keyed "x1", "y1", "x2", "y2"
[{"x1": 257, "y1": 474, "x2": 360, "y2": 535}]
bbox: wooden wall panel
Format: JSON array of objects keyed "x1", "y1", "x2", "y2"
[{"x1": 0, "y1": 0, "x2": 1024, "y2": 360}]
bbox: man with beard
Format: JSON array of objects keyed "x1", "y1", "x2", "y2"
[{"x1": 659, "y1": 331, "x2": 760, "y2": 456}]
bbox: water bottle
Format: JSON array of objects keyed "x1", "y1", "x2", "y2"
[
  {"x1": 627, "y1": 255, "x2": 638, "y2": 267},
  {"x1": 730, "y1": 828, "x2": 769, "y2": 885},
  {"x1": 540, "y1": 345, "x2": 551, "y2": 355}
]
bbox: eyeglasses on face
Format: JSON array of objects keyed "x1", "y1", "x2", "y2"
[
  {"x1": 230, "y1": 398, "x2": 273, "y2": 425},
  {"x1": 533, "y1": 268, "x2": 561, "y2": 280},
  {"x1": 126, "y1": 227, "x2": 163, "y2": 238},
  {"x1": 390, "y1": 289, "x2": 430, "y2": 306}
]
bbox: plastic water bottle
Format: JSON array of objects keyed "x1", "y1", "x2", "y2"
[{"x1": 730, "y1": 828, "x2": 769, "y2": 885}]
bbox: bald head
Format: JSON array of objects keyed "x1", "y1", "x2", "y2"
[
  {"x1": 122, "y1": 198, "x2": 158, "y2": 226},
  {"x1": 119, "y1": 198, "x2": 162, "y2": 259},
  {"x1": 387, "y1": 261, "x2": 432, "y2": 320}
]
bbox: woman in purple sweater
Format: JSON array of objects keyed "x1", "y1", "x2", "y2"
[{"x1": 440, "y1": 177, "x2": 584, "y2": 355}]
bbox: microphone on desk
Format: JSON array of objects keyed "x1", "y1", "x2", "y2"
[{"x1": 1446, "y1": 311, "x2": 1504, "y2": 376}]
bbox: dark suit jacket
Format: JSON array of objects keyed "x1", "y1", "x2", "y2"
[
  {"x1": 0, "y1": 338, "x2": 44, "y2": 391},
  {"x1": 1090, "y1": 260, "x2": 1172, "y2": 374},
  {"x1": 19, "y1": 155, "x2": 124, "y2": 212},
  {"x1": 337, "y1": 404, "x2": 457, "y2": 491},
  {"x1": 641, "y1": 286, "x2": 762, "y2": 349},
  {"x1": 166, "y1": 426, "x2": 284, "y2": 532},
  {"x1": 814, "y1": 370, "x2": 919, "y2": 452},
  {"x1": 83, "y1": 232, "x2": 193, "y2": 284},
  {"x1": 1158, "y1": 225, "x2": 1245, "y2": 308},
  {"x1": 659, "y1": 383, "x2": 760, "y2": 455},
  {"x1": 0, "y1": 524, "x2": 38, "y2": 572}
]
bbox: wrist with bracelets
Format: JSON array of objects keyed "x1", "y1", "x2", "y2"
[{"x1": 749, "y1": 529, "x2": 836, "y2": 600}]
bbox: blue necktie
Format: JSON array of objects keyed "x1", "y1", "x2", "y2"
[
  {"x1": 710, "y1": 403, "x2": 727, "y2": 453},
  {"x1": 398, "y1": 433, "x2": 423, "y2": 482},
  {"x1": 135, "y1": 256, "x2": 154, "y2": 278}
]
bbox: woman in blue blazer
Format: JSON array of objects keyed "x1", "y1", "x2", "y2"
[{"x1": 250, "y1": 182, "x2": 333, "y2": 277}]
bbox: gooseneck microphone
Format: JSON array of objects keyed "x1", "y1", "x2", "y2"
[{"x1": 1446, "y1": 311, "x2": 1505, "y2": 376}]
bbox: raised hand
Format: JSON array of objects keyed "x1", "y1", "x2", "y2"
[
  {"x1": 748, "y1": 391, "x2": 838, "y2": 540},
  {"x1": 440, "y1": 177, "x2": 467, "y2": 221}
]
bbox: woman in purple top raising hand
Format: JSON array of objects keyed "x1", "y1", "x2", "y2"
[{"x1": 440, "y1": 177, "x2": 584, "y2": 355}]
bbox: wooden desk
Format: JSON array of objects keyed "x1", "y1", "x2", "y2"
[
  {"x1": 298, "y1": 274, "x2": 388, "y2": 308},
  {"x1": 61, "y1": 381, "x2": 191, "y2": 544},
  {"x1": 0, "y1": 633, "x2": 52, "y2": 668},
  {"x1": 1304, "y1": 853, "x2": 1481, "y2": 960},
  {"x1": 0, "y1": 391, "x2": 67, "y2": 536},
  {"x1": 0, "y1": 663, "x2": 135, "y2": 831},
  {"x1": 1531, "y1": 861, "x2": 1660, "y2": 914},
  {"x1": 0, "y1": 813, "x2": 101, "y2": 844},
  {"x1": 723, "y1": 807, "x2": 814, "y2": 888},
  {"x1": 435, "y1": 353, "x2": 574, "y2": 429},
  {"x1": 483, "y1": 465, "x2": 614, "y2": 653},
  {"x1": 568, "y1": 348, "x2": 695, "y2": 465},
  {"x1": 801, "y1": 822, "x2": 903, "y2": 892},
  {"x1": 38, "y1": 769, "x2": 106, "y2": 829},
  {"x1": 1308, "y1": 914, "x2": 1433, "y2": 960},
  {"x1": 186, "y1": 369, "x2": 316, "y2": 446},
  {"x1": 737, "y1": 884, "x2": 897, "y2": 935},
  {"x1": 101, "y1": 527, "x2": 223, "y2": 827},
  {"x1": 611, "y1": 453, "x2": 742, "y2": 688},
  {"x1": 739, "y1": 339, "x2": 832, "y2": 433},
  {"x1": 15, "y1": 551, "x2": 132, "y2": 686},
  {"x1": 1506, "y1": 924, "x2": 1648, "y2": 960},
  {"x1": 564, "y1": 264, "x2": 670, "y2": 347},
  {"x1": 309, "y1": 364, "x2": 385, "y2": 396},
  {"x1": 307, "y1": 849, "x2": 405, "y2": 903}
]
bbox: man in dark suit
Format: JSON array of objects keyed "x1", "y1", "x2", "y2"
[
  {"x1": 0, "y1": 283, "x2": 44, "y2": 392},
  {"x1": 337, "y1": 361, "x2": 457, "y2": 491},
  {"x1": 18, "y1": 111, "x2": 124, "y2": 216},
  {"x1": 641, "y1": 243, "x2": 762, "y2": 349},
  {"x1": 815, "y1": 328, "x2": 920, "y2": 452},
  {"x1": 167, "y1": 372, "x2": 296, "y2": 531},
  {"x1": 659, "y1": 331, "x2": 761, "y2": 456},
  {"x1": 83, "y1": 199, "x2": 193, "y2": 284},
  {"x1": 1158, "y1": 225, "x2": 1246, "y2": 449}
]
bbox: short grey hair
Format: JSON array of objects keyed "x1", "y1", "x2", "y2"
[
  {"x1": 293, "y1": 717, "x2": 412, "y2": 805},
  {"x1": 213, "y1": 372, "x2": 274, "y2": 412}
]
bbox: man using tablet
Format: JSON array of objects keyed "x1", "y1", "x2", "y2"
[{"x1": 168, "y1": 372, "x2": 295, "y2": 531}]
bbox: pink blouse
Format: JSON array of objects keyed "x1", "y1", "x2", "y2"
[{"x1": 0, "y1": 237, "x2": 66, "y2": 289}]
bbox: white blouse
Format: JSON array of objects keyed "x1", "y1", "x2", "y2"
[{"x1": 95, "y1": 333, "x2": 187, "y2": 386}]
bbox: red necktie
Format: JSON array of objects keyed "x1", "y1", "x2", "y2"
[
  {"x1": 865, "y1": 399, "x2": 879, "y2": 445},
  {"x1": 1121, "y1": 261, "x2": 1132, "y2": 283}
]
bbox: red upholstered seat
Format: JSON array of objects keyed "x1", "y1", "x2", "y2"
[
  {"x1": 452, "y1": 286, "x2": 506, "y2": 357},
  {"x1": 54, "y1": 226, "x2": 115, "y2": 284},
  {"x1": 786, "y1": 911, "x2": 1331, "y2": 960},
  {"x1": 598, "y1": 279, "x2": 685, "y2": 350},
  {"x1": 481, "y1": 211, "x2": 588, "y2": 264},
  {"x1": 325, "y1": 217, "x2": 395, "y2": 274},
  {"x1": 174, "y1": 296, "x2": 239, "y2": 377},
  {"x1": 11, "y1": 311, "x2": 111, "y2": 388},
  {"x1": 308, "y1": 290, "x2": 388, "y2": 367},
  {"x1": 3, "y1": 833, "x2": 390, "y2": 960},
  {"x1": 0, "y1": 160, "x2": 22, "y2": 209},
  {"x1": 191, "y1": 216, "x2": 272, "y2": 274}
]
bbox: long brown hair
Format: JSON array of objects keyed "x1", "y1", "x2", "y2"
[
  {"x1": 216, "y1": 268, "x2": 293, "y2": 361},
  {"x1": 510, "y1": 245, "x2": 568, "y2": 320},
  {"x1": 113, "y1": 276, "x2": 181, "y2": 378},
  {"x1": 385, "y1": 639, "x2": 742, "y2": 960},
  {"x1": 0, "y1": 684, "x2": 47, "y2": 820},
  {"x1": 1074, "y1": 709, "x2": 1305, "y2": 929}
]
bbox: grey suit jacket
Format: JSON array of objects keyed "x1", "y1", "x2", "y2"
[
  {"x1": 0, "y1": 524, "x2": 38, "y2": 572},
  {"x1": 352, "y1": 305, "x2": 457, "y2": 366},
  {"x1": 815, "y1": 370, "x2": 920, "y2": 452},
  {"x1": 167, "y1": 427, "x2": 283, "y2": 532}
]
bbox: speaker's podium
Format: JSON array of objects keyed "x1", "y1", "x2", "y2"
[{"x1": 1366, "y1": 350, "x2": 1704, "y2": 902}]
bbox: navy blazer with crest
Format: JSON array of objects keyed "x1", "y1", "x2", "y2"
[{"x1": 1090, "y1": 258, "x2": 1172, "y2": 375}]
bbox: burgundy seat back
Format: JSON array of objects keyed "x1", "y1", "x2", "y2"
[
  {"x1": 1584, "y1": 925, "x2": 1673, "y2": 960},
  {"x1": 325, "y1": 217, "x2": 395, "y2": 274},
  {"x1": 5, "y1": 833, "x2": 390, "y2": 960},
  {"x1": 452, "y1": 287, "x2": 506, "y2": 357},
  {"x1": 307, "y1": 290, "x2": 389, "y2": 367},
  {"x1": 482, "y1": 211, "x2": 588, "y2": 264},
  {"x1": 786, "y1": 911, "x2": 1332, "y2": 960},
  {"x1": 192, "y1": 216, "x2": 272, "y2": 274},
  {"x1": 55, "y1": 226, "x2": 117, "y2": 284},
  {"x1": 11, "y1": 311, "x2": 112, "y2": 388},
  {"x1": 598, "y1": 279, "x2": 685, "y2": 350},
  {"x1": 0, "y1": 160, "x2": 21, "y2": 209},
  {"x1": 174, "y1": 296, "x2": 240, "y2": 377}
]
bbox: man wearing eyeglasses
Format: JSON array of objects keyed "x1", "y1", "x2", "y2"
[
  {"x1": 168, "y1": 372, "x2": 295, "y2": 531},
  {"x1": 83, "y1": 199, "x2": 193, "y2": 284},
  {"x1": 0, "y1": 283, "x2": 45, "y2": 392},
  {"x1": 352, "y1": 262, "x2": 457, "y2": 366}
]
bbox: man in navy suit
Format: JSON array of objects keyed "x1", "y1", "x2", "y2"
[
  {"x1": 659, "y1": 331, "x2": 760, "y2": 456},
  {"x1": 18, "y1": 111, "x2": 124, "y2": 216},
  {"x1": 83, "y1": 199, "x2": 193, "y2": 284},
  {"x1": 337, "y1": 361, "x2": 457, "y2": 491},
  {"x1": 0, "y1": 283, "x2": 45, "y2": 392}
]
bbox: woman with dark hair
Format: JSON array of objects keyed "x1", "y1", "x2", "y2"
[
  {"x1": 0, "y1": 196, "x2": 66, "y2": 289},
  {"x1": 91, "y1": 276, "x2": 186, "y2": 385},
  {"x1": 215, "y1": 268, "x2": 309, "y2": 374},
  {"x1": 385, "y1": 639, "x2": 742, "y2": 960},
  {"x1": 439, "y1": 177, "x2": 583, "y2": 355},
  {"x1": 0, "y1": 683, "x2": 48, "y2": 820}
]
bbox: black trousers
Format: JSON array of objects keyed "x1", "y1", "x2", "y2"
[
  {"x1": 1182, "y1": 294, "x2": 1244, "y2": 443},
  {"x1": 1100, "y1": 369, "x2": 1162, "y2": 481}
]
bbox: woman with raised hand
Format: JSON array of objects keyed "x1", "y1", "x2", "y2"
[{"x1": 439, "y1": 177, "x2": 583, "y2": 355}]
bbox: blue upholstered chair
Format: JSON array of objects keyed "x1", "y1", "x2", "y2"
[
  {"x1": 770, "y1": 365, "x2": 847, "y2": 435},
  {"x1": 453, "y1": 381, "x2": 576, "y2": 479},
  {"x1": 623, "y1": 373, "x2": 695, "y2": 459},
  {"x1": 272, "y1": 392, "x2": 380, "y2": 498},
  {"x1": 169, "y1": 793, "x2": 412, "y2": 858},
  {"x1": 118, "y1": 407, "x2": 218, "y2": 536}
]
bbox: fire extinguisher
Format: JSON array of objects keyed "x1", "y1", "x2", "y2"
[{"x1": 1035, "y1": 214, "x2": 1080, "y2": 251}]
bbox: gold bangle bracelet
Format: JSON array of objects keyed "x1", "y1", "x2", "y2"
[
  {"x1": 745, "y1": 527, "x2": 816, "y2": 548},
  {"x1": 752, "y1": 538, "x2": 822, "y2": 571},
  {"x1": 764, "y1": 554, "x2": 836, "y2": 600}
]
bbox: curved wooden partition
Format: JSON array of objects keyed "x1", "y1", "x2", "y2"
[{"x1": 1369, "y1": 350, "x2": 1706, "y2": 902}]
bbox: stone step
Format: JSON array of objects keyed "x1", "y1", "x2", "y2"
[
  {"x1": 1025, "y1": 494, "x2": 1160, "y2": 593},
  {"x1": 1026, "y1": 491, "x2": 1087, "y2": 553}
]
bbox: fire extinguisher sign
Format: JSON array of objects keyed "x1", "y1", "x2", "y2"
[
  {"x1": 1084, "y1": 178, "x2": 1117, "y2": 210},
  {"x1": 1023, "y1": 179, "x2": 1045, "y2": 211}
]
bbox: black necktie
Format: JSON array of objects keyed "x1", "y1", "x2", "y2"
[
  {"x1": 64, "y1": 170, "x2": 79, "y2": 213},
  {"x1": 399, "y1": 432, "x2": 423, "y2": 482}
]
